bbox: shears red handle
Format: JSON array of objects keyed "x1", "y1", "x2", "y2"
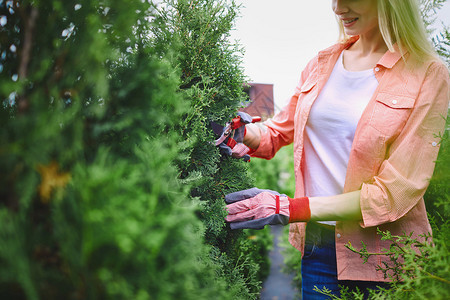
[
  {"x1": 230, "y1": 116, "x2": 262, "y2": 129},
  {"x1": 213, "y1": 115, "x2": 261, "y2": 147}
]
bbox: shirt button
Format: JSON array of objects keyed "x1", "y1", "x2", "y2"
[
  {"x1": 432, "y1": 142, "x2": 438, "y2": 147},
  {"x1": 336, "y1": 233, "x2": 341, "y2": 238},
  {"x1": 374, "y1": 67, "x2": 380, "y2": 72},
  {"x1": 392, "y1": 100, "x2": 398, "y2": 105}
]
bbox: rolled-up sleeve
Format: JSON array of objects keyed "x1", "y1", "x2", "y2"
[
  {"x1": 360, "y1": 63, "x2": 450, "y2": 228},
  {"x1": 250, "y1": 96, "x2": 297, "y2": 159}
]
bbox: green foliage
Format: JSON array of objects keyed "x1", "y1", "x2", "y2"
[
  {"x1": 151, "y1": 0, "x2": 272, "y2": 297},
  {"x1": 424, "y1": 115, "x2": 449, "y2": 228},
  {"x1": 421, "y1": 0, "x2": 450, "y2": 66},
  {"x1": 314, "y1": 224, "x2": 450, "y2": 299},
  {"x1": 1, "y1": 0, "x2": 268, "y2": 299},
  {"x1": 420, "y1": 0, "x2": 447, "y2": 30}
]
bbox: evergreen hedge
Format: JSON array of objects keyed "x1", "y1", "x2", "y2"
[{"x1": 0, "y1": 0, "x2": 269, "y2": 298}]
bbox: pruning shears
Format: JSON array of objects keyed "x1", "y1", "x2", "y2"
[{"x1": 212, "y1": 115, "x2": 261, "y2": 146}]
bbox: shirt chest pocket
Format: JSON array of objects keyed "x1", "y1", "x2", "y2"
[
  {"x1": 297, "y1": 77, "x2": 318, "y2": 109},
  {"x1": 300, "y1": 78, "x2": 317, "y2": 94},
  {"x1": 369, "y1": 92, "x2": 415, "y2": 138},
  {"x1": 294, "y1": 77, "x2": 318, "y2": 117}
]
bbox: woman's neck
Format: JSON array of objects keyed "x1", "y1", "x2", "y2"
[
  {"x1": 350, "y1": 30, "x2": 388, "y2": 56},
  {"x1": 343, "y1": 31, "x2": 388, "y2": 72}
]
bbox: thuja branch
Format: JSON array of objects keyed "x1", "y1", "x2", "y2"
[
  {"x1": 18, "y1": 4, "x2": 38, "y2": 79},
  {"x1": 345, "y1": 241, "x2": 386, "y2": 257},
  {"x1": 346, "y1": 229, "x2": 450, "y2": 285},
  {"x1": 16, "y1": 3, "x2": 38, "y2": 113},
  {"x1": 422, "y1": 269, "x2": 450, "y2": 284}
]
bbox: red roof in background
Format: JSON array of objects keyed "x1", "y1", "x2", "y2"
[{"x1": 240, "y1": 83, "x2": 274, "y2": 121}]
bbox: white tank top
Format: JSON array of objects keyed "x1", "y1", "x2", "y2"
[{"x1": 303, "y1": 51, "x2": 378, "y2": 226}]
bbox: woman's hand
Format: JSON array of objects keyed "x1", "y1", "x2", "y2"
[{"x1": 225, "y1": 188, "x2": 310, "y2": 229}]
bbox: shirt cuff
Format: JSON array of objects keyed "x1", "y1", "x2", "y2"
[
  {"x1": 359, "y1": 182, "x2": 391, "y2": 228},
  {"x1": 250, "y1": 129, "x2": 276, "y2": 159}
]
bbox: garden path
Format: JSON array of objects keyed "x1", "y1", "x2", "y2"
[{"x1": 260, "y1": 225, "x2": 300, "y2": 300}]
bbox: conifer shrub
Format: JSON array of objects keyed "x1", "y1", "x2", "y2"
[
  {"x1": 0, "y1": 0, "x2": 268, "y2": 299},
  {"x1": 152, "y1": 0, "x2": 272, "y2": 296}
]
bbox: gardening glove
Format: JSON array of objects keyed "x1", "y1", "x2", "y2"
[
  {"x1": 225, "y1": 187, "x2": 310, "y2": 230},
  {"x1": 215, "y1": 112, "x2": 261, "y2": 162}
]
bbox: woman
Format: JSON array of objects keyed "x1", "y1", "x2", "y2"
[{"x1": 221, "y1": 0, "x2": 449, "y2": 298}]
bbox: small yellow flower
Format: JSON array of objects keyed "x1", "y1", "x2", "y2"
[{"x1": 37, "y1": 161, "x2": 71, "y2": 203}]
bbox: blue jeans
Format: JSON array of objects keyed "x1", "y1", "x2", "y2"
[{"x1": 301, "y1": 223, "x2": 388, "y2": 299}]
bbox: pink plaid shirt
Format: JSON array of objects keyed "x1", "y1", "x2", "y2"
[{"x1": 252, "y1": 36, "x2": 449, "y2": 281}]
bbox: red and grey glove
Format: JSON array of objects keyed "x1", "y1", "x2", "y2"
[
  {"x1": 215, "y1": 112, "x2": 261, "y2": 162},
  {"x1": 225, "y1": 188, "x2": 310, "y2": 230}
]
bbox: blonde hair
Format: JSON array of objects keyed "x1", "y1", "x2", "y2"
[{"x1": 338, "y1": 0, "x2": 439, "y2": 63}]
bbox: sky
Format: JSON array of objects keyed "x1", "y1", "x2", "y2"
[{"x1": 229, "y1": 0, "x2": 450, "y2": 112}]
